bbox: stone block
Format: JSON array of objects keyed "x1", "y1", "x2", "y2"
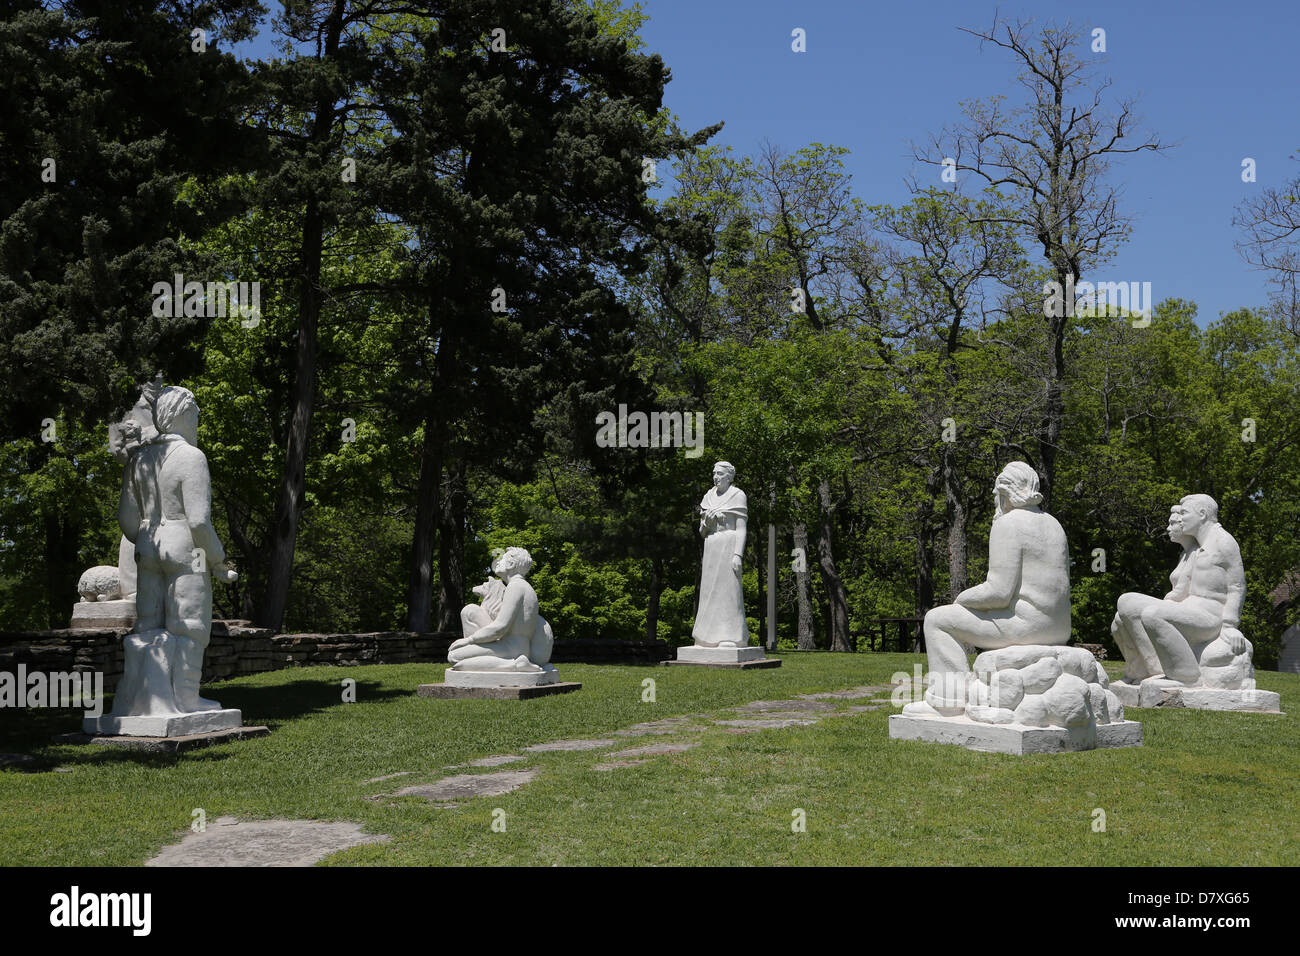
[
  {"x1": 888, "y1": 712, "x2": 1143, "y2": 754},
  {"x1": 416, "y1": 682, "x2": 582, "y2": 700},
  {"x1": 83, "y1": 708, "x2": 243, "y2": 738}
]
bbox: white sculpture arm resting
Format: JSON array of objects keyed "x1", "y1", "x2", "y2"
[
  {"x1": 468, "y1": 582, "x2": 522, "y2": 644},
  {"x1": 956, "y1": 519, "x2": 1020, "y2": 610},
  {"x1": 733, "y1": 516, "x2": 747, "y2": 558},
  {"x1": 182, "y1": 453, "x2": 225, "y2": 567}
]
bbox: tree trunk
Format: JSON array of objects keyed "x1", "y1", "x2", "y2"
[
  {"x1": 437, "y1": 459, "x2": 467, "y2": 632},
  {"x1": 645, "y1": 554, "x2": 663, "y2": 642},
  {"x1": 915, "y1": 466, "x2": 939, "y2": 633},
  {"x1": 405, "y1": 412, "x2": 441, "y2": 633},
  {"x1": 943, "y1": 445, "x2": 968, "y2": 599},
  {"x1": 816, "y1": 478, "x2": 852, "y2": 652},
  {"x1": 254, "y1": 1, "x2": 346, "y2": 632},
  {"x1": 43, "y1": 512, "x2": 78, "y2": 629},
  {"x1": 793, "y1": 523, "x2": 816, "y2": 649},
  {"x1": 257, "y1": 195, "x2": 322, "y2": 632}
]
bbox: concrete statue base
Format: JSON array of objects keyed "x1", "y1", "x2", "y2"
[
  {"x1": 668, "y1": 644, "x2": 780, "y2": 669},
  {"x1": 444, "y1": 665, "x2": 562, "y2": 688},
  {"x1": 82, "y1": 708, "x2": 243, "y2": 738},
  {"x1": 417, "y1": 680, "x2": 582, "y2": 700},
  {"x1": 1109, "y1": 677, "x2": 1282, "y2": 713},
  {"x1": 889, "y1": 712, "x2": 1144, "y2": 755},
  {"x1": 70, "y1": 599, "x2": 136, "y2": 631}
]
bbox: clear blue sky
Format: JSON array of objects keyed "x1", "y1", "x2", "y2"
[
  {"x1": 635, "y1": 0, "x2": 1299, "y2": 324},
  {"x1": 232, "y1": 0, "x2": 1299, "y2": 325}
]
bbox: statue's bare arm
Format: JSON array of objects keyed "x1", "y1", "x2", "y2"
[
  {"x1": 467, "y1": 582, "x2": 523, "y2": 644},
  {"x1": 180, "y1": 451, "x2": 225, "y2": 567},
  {"x1": 956, "y1": 519, "x2": 1020, "y2": 610}
]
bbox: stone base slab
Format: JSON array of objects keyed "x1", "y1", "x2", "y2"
[
  {"x1": 69, "y1": 599, "x2": 135, "y2": 630},
  {"x1": 55, "y1": 725, "x2": 269, "y2": 754},
  {"x1": 676, "y1": 645, "x2": 766, "y2": 663},
  {"x1": 664, "y1": 657, "x2": 782, "y2": 669},
  {"x1": 1110, "y1": 680, "x2": 1282, "y2": 713},
  {"x1": 417, "y1": 682, "x2": 582, "y2": 700},
  {"x1": 82, "y1": 709, "x2": 243, "y2": 738},
  {"x1": 888, "y1": 713, "x2": 1143, "y2": 754},
  {"x1": 444, "y1": 667, "x2": 561, "y2": 688}
]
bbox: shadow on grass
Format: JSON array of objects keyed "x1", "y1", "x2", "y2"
[
  {"x1": 0, "y1": 679, "x2": 404, "y2": 769},
  {"x1": 205, "y1": 678, "x2": 407, "y2": 725}
]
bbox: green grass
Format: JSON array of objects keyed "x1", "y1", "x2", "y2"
[{"x1": 1, "y1": 653, "x2": 1297, "y2": 865}]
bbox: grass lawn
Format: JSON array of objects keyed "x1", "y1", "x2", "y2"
[{"x1": 1, "y1": 653, "x2": 1297, "y2": 866}]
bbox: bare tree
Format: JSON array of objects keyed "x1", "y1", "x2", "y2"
[
  {"x1": 1235, "y1": 160, "x2": 1300, "y2": 337},
  {"x1": 916, "y1": 15, "x2": 1165, "y2": 511}
]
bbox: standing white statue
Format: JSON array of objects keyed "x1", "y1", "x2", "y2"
[
  {"x1": 892, "y1": 462, "x2": 1137, "y2": 752},
  {"x1": 84, "y1": 383, "x2": 243, "y2": 737},
  {"x1": 1109, "y1": 495, "x2": 1279, "y2": 711},
  {"x1": 691, "y1": 461, "x2": 748, "y2": 648},
  {"x1": 445, "y1": 547, "x2": 559, "y2": 686},
  {"x1": 671, "y1": 461, "x2": 777, "y2": 667}
]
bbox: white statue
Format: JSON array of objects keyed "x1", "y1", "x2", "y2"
[
  {"x1": 448, "y1": 547, "x2": 556, "y2": 676},
  {"x1": 691, "y1": 460, "x2": 748, "y2": 648},
  {"x1": 908, "y1": 461, "x2": 1071, "y2": 715},
  {"x1": 892, "y1": 463, "x2": 1137, "y2": 751},
  {"x1": 1109, "y1": 495, "x2": 1276, "y2": 710},
  {"x1": 86, "y1": 383, "x2": 241, "y2": 735}
]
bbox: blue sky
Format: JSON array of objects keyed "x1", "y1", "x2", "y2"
[
  {"x1": 635, "y1": 0, "x2": 1298, "y2": 324},
  {"x1": 232, "y1": 0, "x2": 1299, "y2": 325}
]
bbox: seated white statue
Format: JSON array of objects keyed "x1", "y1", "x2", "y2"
[
  {"x1": 1111, "y1": 495, "x2": 1252, "y2": 689},
  {"x1": 907, "y1": 462, "x2": 1071, "y2": 715},
  {"x1": 449, "y1": 547, "x2": 554, "y2": 672}
]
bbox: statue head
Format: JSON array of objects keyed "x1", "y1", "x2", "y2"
[
  {"x1": 491, "y1": 546, "x2": 534, "y2": 580},
  {"x1": 712, "y1": 461, "x2": 735, "y2": 490},
  {"x1": 994, "y1": 461, "x2": 1043, "y2": 517},
  {"x1": 154, "y1": 386, "x2": 199, "y2": 444},
  {"x1": 1170, "y1": 494, "x2": 1218, "y2": 542}
]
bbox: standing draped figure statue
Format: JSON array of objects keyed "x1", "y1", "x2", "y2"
[{"x1": 691, "y1": 461, "x2": 748, "y2": 648}]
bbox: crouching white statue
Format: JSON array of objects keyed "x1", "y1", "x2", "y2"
[
  {"x1": 1109, "y1": 495, "x2": 1280, "y2": 712},
  {"x1": 446, "y1": 547, "x2": 559, "y2": 686}
]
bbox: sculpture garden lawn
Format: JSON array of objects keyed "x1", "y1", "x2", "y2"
[{"x1": 1, "y1": 653, "x2": 1297, "y2": 866}]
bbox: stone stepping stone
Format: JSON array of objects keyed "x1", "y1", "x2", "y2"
[
  {"x1": 146, "y1": 819, "x2": 389, "y2": 867},
  {"x1": 0, "y1": 753, "x2": 37, "y2": 770},
  {"x1": 607, "y1": 741, "x2": 699, "y2": 759},
  {"x1": 614, "y1": 718, "x2": 702, "y2": 736},
  {"x1": 459, "y1": 754, "x2": 527, "y2": 767},
  {"x1": 843, "y1": 704, "x2": 887, "y2": 714},
  {"x1": 713, "y1": 718, "x2": 820, "y2": 729},
  {"x1": 798, "y1": 686, "x2": 891, "y2": 700},
  {"x1": 366, "y1": 771, "x2": 417, "y2": 783},
  {"x1": 391, "y1": 769, "x2": 538, "y2": 803},
  {"x1": 523, "y1": 739, "x2": 616, "y2": 753},
  {"x1": 735, "y1": 699, "x2": 835, "y2": 713}
]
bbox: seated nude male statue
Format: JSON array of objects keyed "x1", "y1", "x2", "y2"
[
  {"x1": 448, "y1": 547, "x2": 554, "y2": 672},
  {"x1": 906, "y1": 461, "x2": 1071, "y2": 716},
  {"x1": 1111, "y1": 495, "x2": 1247, "y2": 687}
]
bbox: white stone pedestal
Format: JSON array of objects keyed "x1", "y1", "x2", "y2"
[
  {"x1": 889, "y1": 712, "x2": 1144, "y2": 755},
  {"x1": 444, "y1": 665, "x2": 562, "y2": 688},
  {"x1": 668, "y1": 645, "x2": 781, "y2": 669},
  {"x1": 1109, "y1": 679, "x2": 1282, "y2": 713},
  {"x1": 70, "y1": 599, "x2": 136, "y2": 630},
  {"x1": 83, "y1": 708, "x2": 243, "y2": 738}
]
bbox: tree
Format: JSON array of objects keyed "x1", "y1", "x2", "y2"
[
  {"x1": 918, "y1": 15, "x2": 1164, "y2": 511},
  {"x1": 370, "y1": 0, "x2": 718, "y2": 632}
]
